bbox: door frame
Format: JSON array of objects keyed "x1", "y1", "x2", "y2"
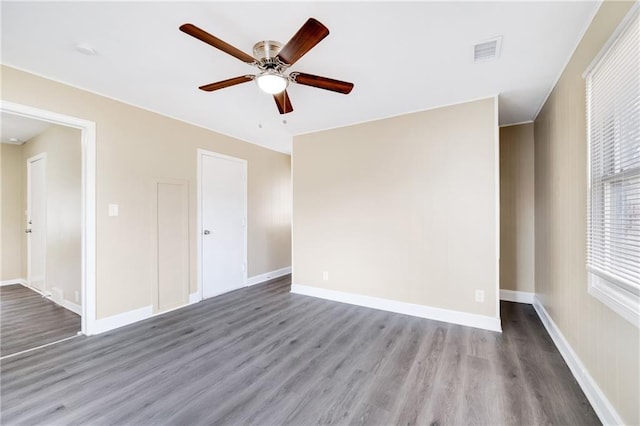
[
  {"x1": 196, "y1": 148, "x2": 248, "y2": 302},
  {"x1": 26, "y1": 152, "x2": 48, "y2": 294},
  {"x1": 1, "y1": 100, "x2": 96, "y2": 336}
]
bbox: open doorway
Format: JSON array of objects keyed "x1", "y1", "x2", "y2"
[
  {"x1": 1, "y1": 114, "x2": 81, "y2": 356},
  {"x1": 0, "y1": 103, "x2": 96, "y2": 356}
]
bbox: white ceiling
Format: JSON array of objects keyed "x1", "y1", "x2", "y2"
[
  {"x1": 1, "y1": 112, "x2": 52, "y2": 145},
  {"x1": 1, "y1": 1, "x2": 600, "y2": 153}
]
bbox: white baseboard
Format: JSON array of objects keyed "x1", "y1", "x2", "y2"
[
  {"x1": 1, "y1": 278, "x2": 27, "y2": 286},
  {"x1": 533, "y1": 296, "x2": 623, "y2": 426},
  {"x1": 87, "y1": 305, "x2": 153, "y2": 335},
  {"x1": 2, "y1": 280, "x2": 81, "y2": 315},
  {"x1": 88, "y1": 290, "x2": 202, "y2": 335},
  {"x1": 291, "y1": 284, "x2": 501, "y2": 332},
  {"x1": 48, "y1": 286, "x2": 82, "y2": 316},
  {"x1": 247, "y1": 266, "x2": 292, "y2": 286},
  {"x1": 500, "y1": 289, "x2": 534, "y2": 304},
  {"x1": 182, "y1": 267, "x2": 292, "y2": 308},
  {"x1": 59, "y1": 299, "x2": 82, "y2": 315}
]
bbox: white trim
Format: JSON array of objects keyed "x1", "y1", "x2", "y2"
[
  {"x1": 494, "y1": 95, "x2": 501, "y2": 321},
  {"x1": 247, "y1": 266, "x2": 292, "y2": 286},
  {"x1": 583, "y1": 2, "x2": 640, "y2": 78},
  {"x1": 1, "y1": 100, "x2": 97, "y2": 337},
  {"x1": 51, "y1": 286, "x2": 71, "y2": 311},
  {"x1": 5, "y1": 64, "x2": 502, "y2": 155},
  {"x1": 197, "y1": 150, "x2": 203, "y2": 304},
  {"x1": 89, "y1": 294, "x2": 212, "y2": 335},
  {"x1": 533, "y1": 1, "x2": 602, "y2": 120},
  {"x1": 588, "y1": 273, "x2": 640, "y2": 328},
  {"x1": 189, "y1": 292, "x2": 200, "y2": 304},
  {"x1": 500, "y1": 289, "x2": 534, "y2": 304},
  {"x1": 23, "y1": 282, "x2": 47, "y2": 296},
  {"x1": 152, "y1": 300, "x2": 197, "y2": 317},
  {"x1": 2, "y1": 64, "x2": 291, "y2": 155},
  {"x1": 533, "y1": 296, "x2": 624, "y2": 426},
  {"x1": 88, "y1": 305, "x2": 153, "y2": 335},
  {"x1": 294, "y1": 95, "x2": 499, "y2": 137},
  {"x1": 290, "y1": 149, "x2": 295, "y2": 287},
  {"x1": 87, "y1": 295, "x2": 209, "y2": 335},
  {"x1": 291, "y1": 284, "x2": 502, "y2": 332},
  {"x1": 583, "y1": 4, "x2": 640, "y2": 330},
  {"x1": 499, "y1": 120, "x2": 534, "y2": 128},
  {"x1": 58, "y1": 299, "x2": 82, "y2": 316},
  {"x1": 196, "y1": 149, "x2": 248, "y2": 301},
  {"x1": 0, "y1": 334, "x2": 80, "y2": 361},
  {"x1": 0, "y1": 279, "x2": 28, "y2": 286}
]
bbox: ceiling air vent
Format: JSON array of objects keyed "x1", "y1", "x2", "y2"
[{"x1": 473, "y1": 36, "x2": 502, "y2": 62}]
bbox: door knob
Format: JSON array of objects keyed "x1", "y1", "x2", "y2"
[
  {"x1": 25, "y1": 229, "x2": 32, "y2": 233},
  {"x1": 203, "y1": 230, "x2": 211, "y2": 235}
]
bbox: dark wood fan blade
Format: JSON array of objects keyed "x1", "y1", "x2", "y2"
[
  {"x1": 292, "y1": 72, "x2": 354, "y2": 94},
  {"x1": 199, "y1": 75, "x2": 253, "y2": 92},
  {"x1": 273, "y1": 90, "x2": 294, "y2": 114},
  {"x1": 180, "y1": 23, "x2": 255, "y2": 64},
  {"x1": 276, "y1": 18, "x2": 329, "y2": 66}
]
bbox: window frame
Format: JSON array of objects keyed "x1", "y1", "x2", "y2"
[{"x1": 585, "y1": 3, "x2": 640, "y2": 328}]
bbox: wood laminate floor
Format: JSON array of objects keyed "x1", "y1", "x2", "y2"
[
  {"x1": 0, "y1": 277, "x2": 598, "y2": 425},
  {"x1": 0, "y1": 285, "x2": 80, "y2": 357}
]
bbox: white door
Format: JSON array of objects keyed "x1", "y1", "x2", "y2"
[
  {"x1": 201, "y1": 152, "x2": 247, "y2": 299},
  {"x1": 27, "y1": 154, "x2": 47, "y2": 292}
]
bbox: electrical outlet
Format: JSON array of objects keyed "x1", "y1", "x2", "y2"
[
  {"x1": 475, "y1": 290, "x2": 485, "y2": 303},
  {"x1": 322, "y1": 271, "x2": 329, "y2": 281}
]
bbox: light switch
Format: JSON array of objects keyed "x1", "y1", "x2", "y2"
[{"x1": 108, "y1": 204, "x2": 119, "y2": 217}]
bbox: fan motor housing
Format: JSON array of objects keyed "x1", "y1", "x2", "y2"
[{"x1": 253, "y1": 40, "x2": 282, "y2": 61}]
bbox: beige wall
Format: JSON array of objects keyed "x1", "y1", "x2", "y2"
[
  {"x1": 293, "y1": 98, "x2": 498, "y2": 318},
  {"x1": 19, "y1": 125, "x2": 82, "y2": 306},
  {"x1": 1, "y1": 65, "x2": 292, "y2": 319},
  {"x1": 1, "y1": 143, "x2": 23, "y2": 281},
  {"x1": 534, "y1": 1, "x2": 639, "y2": 424},
  {"x1": 499, "y1": 123, "x2": 535, "y2": 293}
]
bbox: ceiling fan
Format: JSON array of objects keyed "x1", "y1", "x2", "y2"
[{"x1": 180, "y1": 18, "x2": 354, "y2": 114}]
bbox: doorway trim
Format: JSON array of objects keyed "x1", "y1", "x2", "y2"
[
  {"x1": 1, "y1": 100, "x2": 96, "y2": 336},
  {"x1": 26, "y1": 152, "x2": 48, "y2": 294},
  {"x1": 196, "y1": 148, "x2": 248, "y2": 302}
]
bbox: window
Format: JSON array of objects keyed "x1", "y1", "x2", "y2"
[{"x1": 586, "y1": 5, "x2": 639, "y2": 327}]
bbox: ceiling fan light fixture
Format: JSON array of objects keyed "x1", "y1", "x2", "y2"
[
  {"x1": 181, "y1": 18, "x2": 352, "y2": 114},
  {"x1": 256, "y1": 72, "x2": 288, "y2": 94}
]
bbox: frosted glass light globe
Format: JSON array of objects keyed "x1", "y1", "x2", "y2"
[{"x1": 256, "y1": 72, "x2": 288, "y2": 94}]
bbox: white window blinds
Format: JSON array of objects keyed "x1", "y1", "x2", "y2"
[{"x1": 586, "y1": 6, "x2": 640, "y2": 326}]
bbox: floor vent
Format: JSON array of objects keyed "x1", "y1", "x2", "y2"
[{"x1": 474, "y1": 36, "x2": 502, "y2": 62}]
